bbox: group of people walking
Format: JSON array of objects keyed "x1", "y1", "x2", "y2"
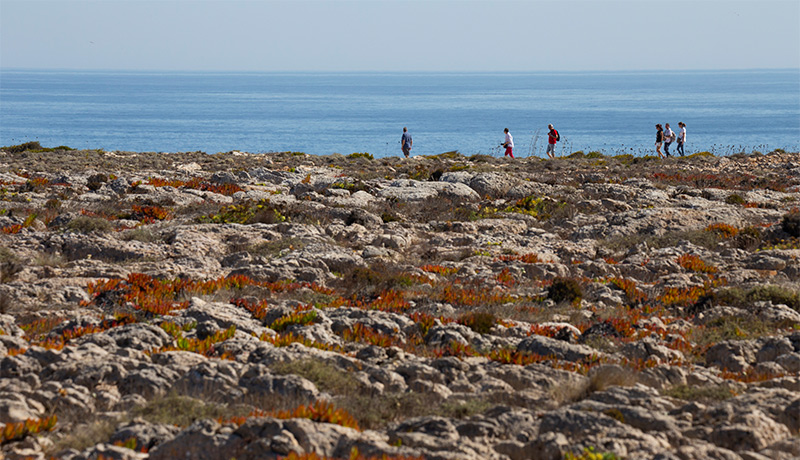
[
  {"x1": 655, "y1": 122, "x2": 686, "y2": 158},
  {"x1": 401, "y1": 124, "x2": 561, "y2": 159},
  {"x1": 402, "y1": 122, "x2": 686, "y2": 159},
  {"x1": 500, "y1": 124, "x2": 559, "y2": 159}
]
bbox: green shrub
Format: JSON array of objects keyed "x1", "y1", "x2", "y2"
[
  {"x1": 86, "y1": 173, "x2": 108, "y2": 191},
  {"x1": 44, "y1": 198, "x2": 61, "y2": 210},
  {"x1": 271, "y1": 359, "x2": 358, "y2": 395},
  {"x1": 0, "y1": 247, "x2": 17, "y2": 264},
  {"x1": 347, "y1": 152, "x2": 373, "y2": 160},
  {"x1": 457, "y1": 311, "x2": 497, "y2": 334},
  {"x1": 269, "y1": 309, "x2": 318, "y2": 332},
  {"x1": 725, "y1": 194, "x2": 746, "y2": 205},
  {"x1": 330, "y1": 180, "x2": 368, "y2": 193},
  {"x1": 747, "y1": 285, "x2": 800, "y2": 311},
  {"x1": 566, "y1": 151, "x2": 585, "y2": 159},
  {"x1": 586, "y1": 151, "x2": 604, "y2": 159},
  {"x1": 0, "y1": 259, "x2": 22, "y2": 283},
  {"x1": 0, "y1": 292, "x2": 10, "y2": 314},
  {"x1": 688, "y1": 151, "x2": 715, "y2": 158},
  {"x1": 120, "y1": 227, "x2": 163, "y2": 243},
  {"x1": 734, "y1": 226, "x2": 762, "y2": 250},
  {"x1": 467, "y1": 154, "x2": 493, "y2": 162},
  {"x1": 611, "y1": 153, "x2": 635, "y2": 165},
  {"x1": 782, "y1": 209, "x2": 800, "y2": 237},
  {"x1": 713, "y1": 285, "x2": 800, "y2": 312},
  {"x1": 2, "y1": 141, "x2": 42, "y2": 154},
  {"x1": 198, "y1": 200, "x2": 287, "y2": 225},
  {"x1": 131, "y1": 393, "x2": 234, "y2": 427},
  {"x1": 548, "y1": 277, "x2": 583, "y2": 304},
  {"x1": 692, "y1": 316, "x2": 772, "y2": 348},
  {"x1": 631, "y1": 155, "x2": 660, "y2": 164},
  {"x1": 428, "y1": 150, "x2": 462, "y2": 160},
  {"x1": 66, "y1": 216, "x2": 112, "y2": 233},
  {"x1": 337, "y1": 262, "x2": 407, "y2": 298},
  {"x1": 565, "y1": 447, "x2": 620, "y2": 460},
  {"x1": 0, "y1": 241, "x2": 22, "y2": 282},
  {"x1": 662, "y1": 384, "x2": 737, "y2": 403},
  {"x1": 505, "y1": 195, "x2": 572, "y2": 220},
  {"x1": 380, "y1": 211, "x2": 399, "y2": 223},
  {"x1": 249, "y1": 237, "x2": 306, "y2": 258}
]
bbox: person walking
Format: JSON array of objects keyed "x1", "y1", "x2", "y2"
[
  {"x1": 502, "y1": 128, "x2": 514, "y2": 158},
  {"x1": 655, "y1": 124, "x2": 664, "y2": 159},
  {"x1": 401, "y1": 127, "x2": 412, "y2": 158},
  {"x1": 546, "y1": 124, "x2": 559, "y2": 159},
  {"x1": 676, "y1": 122, "x2": 686, "y2": 156},
  {"x1": 663, "y1": 123, "x2": 675, "y2": 157}
]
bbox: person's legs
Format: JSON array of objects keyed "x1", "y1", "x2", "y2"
[
  {"x1": 403, "y1": 147, "x2": 410, "y2": 158},
  {"x1": 546, "y1": 143, "x2": 555, "y2": 158},
  {"x1": 656, "y1": 143, "x2": 662, "y2": 158},
  {"x1": 505, "y1": 146, "x2": 514, "y2": 158},
  {"x1": 664, "y1": 141, "x2": 671, "y2": 156},
  {"x1": 677, "y1": 142, "x2": 684, "y2": 156}
]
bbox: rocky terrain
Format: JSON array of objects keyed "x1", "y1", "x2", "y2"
[{"x1": 0, "y1": 145, "x2": 799, "y2": 460}]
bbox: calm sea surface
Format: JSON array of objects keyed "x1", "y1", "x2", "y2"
[{"x1": 1, "y1": 69, "x2": 798, "y2": 158}]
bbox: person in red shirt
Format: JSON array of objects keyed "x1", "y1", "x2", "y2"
[{"x1": 546, "y1": 124, "x2": 558, "y2": 159}]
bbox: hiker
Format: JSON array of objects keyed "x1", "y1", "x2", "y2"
[
  {"x1": 655, "y1": 124, "x2": 664, "y2": 159},
  {"x1": 502, "y1": 128, "x2": 514, "y2": 158},
  {"x1": 663, "y1": 123, "x2": 675, "y2": 157},
  {"x1": 676, "y1": 122, "x2": 686, "y2": 156},
  {"x1": 401, "y1": 127, "x2": 412, "y2": 158},
  {"x1": 547, "y1": 124, "x2": 559, "y2": 159}
]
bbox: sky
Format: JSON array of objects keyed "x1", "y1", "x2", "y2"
[{"x1": 1, "y1": 0, "x2": 799, "y2": 72}]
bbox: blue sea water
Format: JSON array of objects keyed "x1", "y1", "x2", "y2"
[{"x1": 1, "y1": 69, "x2": 798, "y2": 158}]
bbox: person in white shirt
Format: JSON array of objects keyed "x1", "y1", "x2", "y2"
[
  {"x1": 502, "y1": 128, "x2": 514, "y2": 158},
  {"x1": 663, "y1": 123, "x2": 675, "y2": 157},
  {"x1": 677, "y1": 122, "x2": 686, "y2": 156}
]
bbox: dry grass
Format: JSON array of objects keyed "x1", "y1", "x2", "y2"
[{"x1": 48, "y1": 418, "x2": 118, "y2": 455}]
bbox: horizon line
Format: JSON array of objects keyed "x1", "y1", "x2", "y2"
[{"x1": 2, "y1": 67, "x2": 799, "y2": 74}]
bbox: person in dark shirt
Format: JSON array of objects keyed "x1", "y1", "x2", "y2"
[
  {"x1": 401, "y1": 127, "x2": 413, "y2": 158},
  {"x1": 655, "y1": 124, "x2": 664, "y2": 159}
]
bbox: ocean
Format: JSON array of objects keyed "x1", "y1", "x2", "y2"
[{"x1": 1, "y1": 69, "x2": 798, "y2": 158}]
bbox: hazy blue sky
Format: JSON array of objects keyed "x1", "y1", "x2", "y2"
[{"x1": 1, "y1": 0, "x2": 798, "y2": 72}]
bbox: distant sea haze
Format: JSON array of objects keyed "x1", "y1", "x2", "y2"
[{"x1": 1, "y1": 69, "x2": 798, "y2": 158}]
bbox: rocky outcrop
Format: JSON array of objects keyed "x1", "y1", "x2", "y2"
[{"x1": 0, "y1": 148, "x2": 799, "y2": 460}]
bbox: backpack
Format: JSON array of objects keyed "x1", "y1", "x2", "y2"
[{"x1": 554, "y1": 130, "x2": 560, "y2": 141}]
